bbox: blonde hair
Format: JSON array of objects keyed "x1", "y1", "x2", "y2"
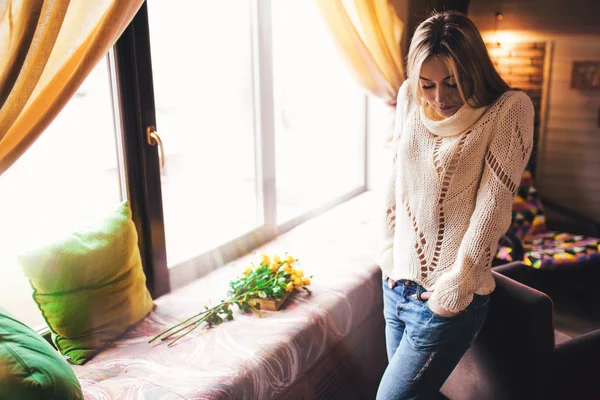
[{"x1": 406, "y1": 11, "x2": 509, "y2": 116}]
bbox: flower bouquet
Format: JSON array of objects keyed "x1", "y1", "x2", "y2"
[{"x1": 150, "y1": 252, "x2": 311, "y2": 347}]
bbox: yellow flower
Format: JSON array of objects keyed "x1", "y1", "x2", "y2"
[
  {"x1": 286, "y1": 282, "x2": 294, "y2": 292},
  {"x1": 260, "y1": 254, "x2": 270, "y2": 266},
  {"x1": 302, "y1": 277, "x2": 311, "y2": 286},
  {"x1": 286, "y1": 255, "x2": 295, "y2": 265},
  {"x1": 273, "y1": 254, "x2": 281, "y2": 264},
  {"x1": 293, "y1": 269, "x2": 304, "y2": 277},
  {"x1": 293, "y1": 277, "x2": 303, "y2": 287},
  {"x1": 283, "y1": 265, "x2": 293, "y2": 275},
  {"x1": 243, "y1": 267, "x2": 253, "y2": 276},
  {"x1": 269, "y1": 262, "x2": 279, "y2": 272}
]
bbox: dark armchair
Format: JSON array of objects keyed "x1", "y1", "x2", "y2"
[{"x1": 441, "y1": 262, "x2": 600, "y2": 400}]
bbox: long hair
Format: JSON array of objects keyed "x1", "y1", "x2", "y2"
[{"x1": 406, "y1": 11, "x2": 509, "y2": 113}]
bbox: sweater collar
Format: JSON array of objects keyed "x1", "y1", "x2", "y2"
[{"x1": 420, "y1": 100, "x2": 488, "y2": 137}]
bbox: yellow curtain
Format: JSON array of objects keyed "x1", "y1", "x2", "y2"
[
  {"x1": 315, "y1": 0, "x2": 405, "y2": 104},
  {"x1": 0, "y1": 0, "x2": 144, "y2": 175}
]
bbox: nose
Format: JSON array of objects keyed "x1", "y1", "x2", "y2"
[{"x1": 435, "y1": 85, "x2": 448, "y2": 105}]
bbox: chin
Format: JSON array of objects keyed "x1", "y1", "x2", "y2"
[
  {"x1": 436, "y1": 107, "x2": 456, "y2": 118},
  {"x1": 439, "y1": 109, "x2": 457, "y2": 118}
]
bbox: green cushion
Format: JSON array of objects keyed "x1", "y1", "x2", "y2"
[
  {"x1": 18, "y1": 201, "x2": 154, "y2": 365},
  {"x1": 0, "y1": 306, "x2": 83, "y2": 399}
]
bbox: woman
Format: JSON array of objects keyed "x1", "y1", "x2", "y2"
[{"x1": 376, "y1": 11, "x2": 534, "y2": 399}]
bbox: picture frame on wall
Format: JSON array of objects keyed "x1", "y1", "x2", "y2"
[{"x1": 571, "y1": 61, "x2": 600, "y2": 90}]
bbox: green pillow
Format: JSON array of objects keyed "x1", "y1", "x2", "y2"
[
  {"x1": 0, "y1": 305, "x2": 83, "y2": 399},
  {"x1": 19, "y1": 201, "x2": 154, "y2": 365}
]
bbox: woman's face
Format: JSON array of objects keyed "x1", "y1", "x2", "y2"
[{"x1": 419, "y1": 57, "x2": 464, "y2": 119}]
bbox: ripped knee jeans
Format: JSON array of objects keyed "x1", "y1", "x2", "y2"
[{"x1": 376, "y1": 278, "x2": 490, "y2": 400}]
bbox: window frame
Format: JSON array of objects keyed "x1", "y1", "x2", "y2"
[{"x1": 112, "y1": 2, "x2": 170, "y2": 298}]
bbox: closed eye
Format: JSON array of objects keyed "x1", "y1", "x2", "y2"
[{"x1": 421, "y1": 83, "x2": 457, "y2": 90}]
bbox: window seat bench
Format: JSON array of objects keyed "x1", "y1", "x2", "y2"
[{"x1": 70, "y1": 192, "x2": 388, "y2": 399}]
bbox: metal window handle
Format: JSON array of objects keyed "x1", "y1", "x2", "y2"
[{"x1": 146, "y1": 126, "x2": 165, "y2": 169}]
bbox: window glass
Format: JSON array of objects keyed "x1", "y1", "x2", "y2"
[
  {"x1": 0, "y1": 58, "x2": 121, "y2": 328},
  {"x1": 147, "y1": 0, "x2": 259, "y2": 267}
]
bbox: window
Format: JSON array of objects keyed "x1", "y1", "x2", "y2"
[
  {"x1": 0, "y1": 57, "x2": 122, "y2": 327},
  {"x1": 272, "y1": 1, "x2": 366, "y2": 223},
  {"x1": 147, "y1": 0, "x2": 259, "y2": 267},
  {"x1": 0, "y1": 2, "x2": 369, "y2": 312}
]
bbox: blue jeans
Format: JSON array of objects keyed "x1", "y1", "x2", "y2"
[{"x1": 377, "y1": 278, "x2": 490, "y2": 400}]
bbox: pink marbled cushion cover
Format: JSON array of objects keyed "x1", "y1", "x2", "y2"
[{"x1": 71, "y1": 194, "x2": 383, "y2": 399}]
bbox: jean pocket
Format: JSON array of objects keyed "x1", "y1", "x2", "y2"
[
  {"x1": 409, "y1": 301, "x2": 469, "y2": 350},
  {"x1": 425, "y1": 301, "x2": 464, "y2": 321}
]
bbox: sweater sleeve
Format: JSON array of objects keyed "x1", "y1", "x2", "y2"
[
  {"x1": 377, "y1": 81, "x2": 410, "y2": 276},
  {"x1": 430, "y1": 92, "x2": 535, "y2": 313}
]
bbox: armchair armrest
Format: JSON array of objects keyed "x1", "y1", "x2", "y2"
[
  {"x1": 488, "y1": 272, "x2": 555, "y2": 399},
  {"x1": 489, "y1": 272, "x2": 555, "y2": 348},
  {"x1": 552, "y1": 330, "x2": 600, "y2": 398},
  {"x1": 443, "y1": 272, "x2": 555, "y2": 400},
  {"x1": 555, "y1": 329, "x2": 600, "y2": 360},
  {"x1": 541, "y1": 195, "x2": 600, "y2": 237},
  {"x1": 493, "y1": 261, "x2": 532, "y2": 283}
]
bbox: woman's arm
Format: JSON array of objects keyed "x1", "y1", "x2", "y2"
[{"x1": 429, "y1": 91, "x2": 535, "y2": 313}]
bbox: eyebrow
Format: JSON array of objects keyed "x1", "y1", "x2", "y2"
[{"x1": 419, "y1": 75, "x2": 454, "y2": 81}]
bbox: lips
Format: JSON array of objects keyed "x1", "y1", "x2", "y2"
[{"x1": 437, "y1": 105, "x2": 454, "y2": 112}]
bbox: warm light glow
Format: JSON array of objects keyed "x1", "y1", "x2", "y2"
[
  {"x1": 495, "y1": 31, "x2": 523, "y2": 45},
  {"x1": 483, "y1": 30, "x2": 528, "y2": 47}
]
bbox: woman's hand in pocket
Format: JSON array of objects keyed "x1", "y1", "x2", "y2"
[{"x1": 412, "y1": 290, "x2": 460, "y2": 318}]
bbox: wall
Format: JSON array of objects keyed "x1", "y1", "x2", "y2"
[
  {"x1": 536, "y1": 38, "x2": 600, "y2": 222},
  {"x1": 469, "y1": 0, "x2": 600, "y2": 36},
  {"x1": 487, "y1": 41, "x2": 546, "y2": 176},
  {"x1": 469, "y1": 0, "x2": 600, "y2": 223}
]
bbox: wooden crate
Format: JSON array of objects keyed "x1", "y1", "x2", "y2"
[{"x1": 254, "y1": 291, "x2": 292, "y2": 311}]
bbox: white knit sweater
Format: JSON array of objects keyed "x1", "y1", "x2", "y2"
[{"x1": 379, "y1": 80, "x2": 535, "y2": 313}]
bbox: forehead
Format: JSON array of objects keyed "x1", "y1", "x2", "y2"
[{"x1": 420, "y1": 57, "x2": 453, "y2": 81}]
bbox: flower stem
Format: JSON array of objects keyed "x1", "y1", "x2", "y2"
[
  {"x1": 149, "y1": 301, "x2": 224, "y2": 343},
  {"x1": 154, "y1": 271, "x2": 284, "y2": 346},
  {"x1": 160, "y1": 301, "x2": 230, "y2": 342},
  {"x1": 166, "y1": 319, "x2": 205, "y2": 347},
  {"x1": 151, "y1": 290, "x2": 250, "y2": 344},
  {"x1": 165, "y1": 300, "x2": 235, "y2": 347}
]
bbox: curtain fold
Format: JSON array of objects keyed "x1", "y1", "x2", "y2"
[
  {"x1": 314, "y1": 0, "x2": 405, "y2": 104},
  {"x1": 0, "y1": 0, "x2": 145, "y2": 175}
]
